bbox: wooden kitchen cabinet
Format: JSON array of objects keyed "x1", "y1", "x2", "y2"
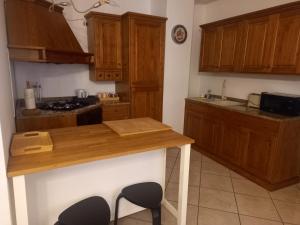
[
  {"x1": 241, "y1": 15, "x2": 278, "y2": 73},
  {"x1": 116, "y1": 13, "x2": 167, "y2": 121},
  {"x1": 218, "y1": 124, "x2": 248, "y2": 166},
  {"x1": 200, "y1": 27, "x2": 222, "y2": 71},
  {"x1": 272, "y1": 10, "x2": 300, "y2": 74},
  {"x1": 241, "y1": 131, "x2": 278, "y2": 181},
  {"x1": 184, "y1": 99, "x2": 300, "y2": 190},
  {"x1": 102, "y1": 103, "x2": 130, "y2": 121},
  {"x1": 184, "y1": 110, "x2": 221, "y2": 154},
  {"x1": 199, "y1": 1, "x2": 300, "y2": 75},
  {"x1": 85, "y1": 12, "x2": 122, "y2": 81}
]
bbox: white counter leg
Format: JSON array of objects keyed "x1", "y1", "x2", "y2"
[
  {"x1": 13, "y1": 176, "x2": 29, "y2": 225},
  {"x1": 161, "y1": 148, "x2": 167, "y2": 197},
  {"x1": 177, "y1": 144, "x2": 191, "y2": 225}
]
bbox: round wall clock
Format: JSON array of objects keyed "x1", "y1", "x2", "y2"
[{"x1": 171, "y1": 25, "x2": 188, "y2": 44}]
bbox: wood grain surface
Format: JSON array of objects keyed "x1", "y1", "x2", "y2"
[
  {"x1": 7, "y1": 123, "x2": 193, "y2": 177},
  {"x1": 103, "y1": 117, "x2": 171, "y2": 136}
]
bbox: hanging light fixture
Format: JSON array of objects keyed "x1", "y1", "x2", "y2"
[{"x1": 49, "y1": 0, "x2": 110, "y2": 13}]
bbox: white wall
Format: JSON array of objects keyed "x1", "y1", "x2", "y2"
[
  {"x1": 0, "y1": 0, "x2": 16, "y2": 224},
  {"x1": 153, "y1": 0, "x2": 194, "y2": 133},
  {"x1": 189, "y1": 0, "x2": 300, "y2": 100},
  {"x1": 15, "y1": 0, "x2": 151, "y2": 98}
]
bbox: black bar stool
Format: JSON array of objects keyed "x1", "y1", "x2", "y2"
[
  {"x1": 54, "y1": 196, "x2": 110, "y2": 225},
  {"x1": 114, "y1": 182, "x2": 163, "y2": 225}
]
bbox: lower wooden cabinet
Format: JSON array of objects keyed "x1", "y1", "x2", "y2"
[
  {"x1": 184, "y1": 99, "x2": 300, "y2": 190},
  {"x1": 102, "y1": 103, "x2": 130, "y2": 121}
]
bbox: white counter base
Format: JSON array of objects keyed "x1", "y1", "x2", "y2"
[{"x1": 12, "y1": 144, "x2": 191, "y2": 225}]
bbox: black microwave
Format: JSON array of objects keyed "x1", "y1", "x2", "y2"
[{"x1": 260, "y1": 92, "x2": 300, "y2": 117}]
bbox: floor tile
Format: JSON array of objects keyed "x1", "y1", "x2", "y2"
[
  {"x1": 236, "y1": 194, "x2": 280, "y2": 221},
  {"x1": 166, "y1": 155, "x2": 177, "y2": 169},
  {"x1": 232, "y1": 178, "x2": 269, "y2": 198},
  {"x1": 202, "y1": 160, "x2": 230, "y2": 177},
  {"x1": 165, "y1": 182, "x2": 200, "y2": 206},
  {"x1": 169, "y1": 167, "x2": 201, "y2": 186},
  {"x1": 202, "y1": 155, "x2": 216, "y2": 164},
  {"x1": 230, "y1": 170, "x2": 247, "y2": 180},
  {"x1": 201, "y1": 173, "x2": 233, "y2": 192},
  {"x1": 129, "y1": 209, "x2": 152, "y2": 222},
  {"x1": 163, "y1": 201, "x2": 198, "y2": 225},
  {"x1": 165, "y1": 167, "x2": 172, "y2": 183},
  {"x1": 190, "y1": 149, "x2": 202, "y2": 162},
  {"x1": 273, "y1": 200, "x2": 300, "y2": 225},
  {"x1": 198, "y1": 206, "x2": 240, "y2": 225},
  {"x1": 240, "y1": 215, "x2": 283, "y2": 225},
  {"x1": 199, "y1": 188, "x2": 237, "y2": 213},
  {"x1": 167, "y1": 147, "x2": 180, "y2": 158},
  {"x1": 174, "y1": 158, "x2": 201, "y2": 171},
  {"x1": 112, "y1": 217, "x2": 152, "y2": 225},
  {"x1": 270, "y1": 185, "x2": 300, "y2": 204}
]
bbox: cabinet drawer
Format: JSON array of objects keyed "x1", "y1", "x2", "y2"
[
  {"x1": 102, "y1": 104, "x2": 130, "y2": 121},
  {"x1": 95, "y1": 71, "x2": 105, "y2": 80},
  {"x1": 105, "y1": 71, "x2": 114, "y2": 80},
  {"x1": 113, "y1": 71, "x2": 122, "y2": 81}
]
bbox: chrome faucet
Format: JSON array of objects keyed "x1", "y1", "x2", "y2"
[{"x1": 221, "y1": 80, "x2": 227, "y2": 100}]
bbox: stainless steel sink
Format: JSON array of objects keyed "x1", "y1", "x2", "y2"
[{"x1": 190, "y1": 97, "x2": 245, "y2": 107}]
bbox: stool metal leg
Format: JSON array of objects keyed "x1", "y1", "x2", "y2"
[
  {"x1": 151, "y1": 206, "x2": 161, "y2": 225},
  {"x1": 114, "y1": 194, "x2": 124, "y2": 225}
]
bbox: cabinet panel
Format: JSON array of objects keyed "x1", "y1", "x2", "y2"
[
  {"x1": 86, "y1": 13, "x2": 122, "y2": 81},
  {"x1": 242, "y1": 131, "x2": 276, "y2": 180},
  {"x1": 242, "y1": 16, "x2": 277, "y2": 72},
  {"x1": 272, "y1": 10, "x2": 300, "y2": 74},
  {"x1": 130, "y1": 19, "x2": 165, "y2": 87},
  {"x1": 94, "y1": 18, "x2": 122, "y2": 69},
  {"x1": 102, "y1": 104, "x2": 130, "y2": 121},
  {"x1": 219, "y1": 124, "x2": 249, "y2": 166},
  {"x1": 131, "y1": 87, "x2": 163, "y2": 121},
  {"x1": 200, "y1": 27, "x2": 222, "y2": 71},
  {"x1": 184, "y1": 111, "x2": 221, "y2": 154},
  {"x1": 219, "y1": 23, "x2": 240, "y2": 71}
]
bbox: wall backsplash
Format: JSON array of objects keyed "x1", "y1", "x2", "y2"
[{"x1": 14, "y1": 62, "x2": 115, "y2": 98}]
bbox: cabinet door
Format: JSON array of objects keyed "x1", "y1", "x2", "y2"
[
  {"x1": 131, "y1": 87, "x2": 163, "y2": 121},
  {"x1": 199, "y1": 27, "x2": 222, "y2": 71},
  {"x1": 219, "y1": 23, "x2": 240, "y2": 71},
  {"x1": 129, "y1": 18, "x2": 165, "y2": 87},
  {"x1": 272, "y1": 10, "x2": 300, "y2": 74},
  {"x1": 242, "y1": 131, "x2": 277, "y2": 180},
  {"x1": 218, "y1": 124, "x2": 249, "y2": 166},
  {"x1": 241, "y1": 16, "x2": 277, "y2": 73},
  {"x1": 184, "y1": 111, "x2": 221, "y2": 154},
  {"x1": 94, "y1": 18, "x2": 122, "y2": 69}
]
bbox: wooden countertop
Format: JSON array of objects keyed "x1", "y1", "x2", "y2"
[
  {"x1": 7, "y1": 123, "x2": 193, "y2": 177},
  {"x1": 186, "y1": 98, "x2": 300, "y2": 121}
]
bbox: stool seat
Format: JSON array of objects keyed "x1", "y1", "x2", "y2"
[
  {"x1": 114, "y1": 182, "x2": 163, "y2": 225},
  {"x1": 55, "y1": 196, "x2": 110, "y2": 225},
  {"x1": 122, "y1": 182, "x2": 163, "y2": 209}
]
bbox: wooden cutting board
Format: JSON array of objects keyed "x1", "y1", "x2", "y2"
[
  {"x1": 11, "y1": 131, "x2": 53, "y2": 156},
  {"x1": 103, "y1": 118, "x2": 172, "y2": 137}
]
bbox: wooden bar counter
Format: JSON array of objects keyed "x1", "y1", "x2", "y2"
[{"x1": 7, "y1": 119, "x2": 193, "y2": 225}]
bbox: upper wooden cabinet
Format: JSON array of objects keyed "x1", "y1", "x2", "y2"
[
  {"x1": 199, "y1": 1, "x2": 300, "y2": 75},
  {"x1": 272, "y1": 10, "x2": 300, "y2": 73},
  {"x1": 85, "y1": 13, "x2": 122, "y2": 81}
]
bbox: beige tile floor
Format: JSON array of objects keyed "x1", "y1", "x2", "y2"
[{"x1": 113, "y1": 148, "x2": 300, "y2": 225}]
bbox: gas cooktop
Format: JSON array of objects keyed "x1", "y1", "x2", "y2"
[{"x1": 37, "y1": 96, "x2": 97, "y2": 111}]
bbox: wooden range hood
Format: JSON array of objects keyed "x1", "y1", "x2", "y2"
[{"x1": 5, "y1": 0, "x2": 93, "y2": 64}]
